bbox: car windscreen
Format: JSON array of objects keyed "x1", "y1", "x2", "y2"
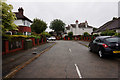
[{"x1": 105, "y1": 37, "x2": 120, "y2": 43}]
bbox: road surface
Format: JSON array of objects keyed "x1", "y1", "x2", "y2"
[{"x1": 13, "y1": 40, "x2": 119, "y2": 78}]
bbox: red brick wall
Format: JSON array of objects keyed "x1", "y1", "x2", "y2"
[
  {"x1": 2, "y1": 40, "x2": 24, "y2": 55},
  {"x1": 18, "y1": 26, "x2": 31, "y2": 32}
]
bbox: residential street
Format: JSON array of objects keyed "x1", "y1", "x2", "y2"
[
  {"x1": 3, "y1": 1, "x2": 120, "y2": 80},
  {"x1": 12, "y1": 40, "x2": 119, "y2": 78}
]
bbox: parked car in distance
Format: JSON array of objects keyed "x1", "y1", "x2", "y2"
[
  {"x1": 88, "y1": 36, "x2": 120, "y2": 58},
  {"x1": 47, "y1": 36, "x2": 56, "y2": 41}
]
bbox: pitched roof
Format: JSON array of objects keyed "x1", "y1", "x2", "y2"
[
  {"x1": 79, "y1": 23, "x2": 85, "y2": 28},
  {"x1": 14, "y1": 12, "x2": 32, "y2": 23},
  {"x1": 14, "y1": 8, "x2": 32, "y2": 23},
  {"x1": 70, "y1": 24, "x2": 76, "y2": 28},
  {"x1": 66, "y1": 25, "x2": 70, "y2": 30},
  {"x1": 94, "y1": 17, "x2": 120, "y2": 33},
  {"x1": 70, "y1": 23, "x2": 93, "y2": 28}
]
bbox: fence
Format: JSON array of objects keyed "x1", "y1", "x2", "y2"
[
  {"x1": 63, "y1": 36, "x2": 96, "y2": 41},
  {"x1": 2, "y1": 39, "x2": 24, "y2": 55},
  {"x1": 2, "y1": 37, "x2": 47, "y2": 55}
]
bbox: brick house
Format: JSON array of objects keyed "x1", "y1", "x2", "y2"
[{"x1": 14, "y1": 7, "x2": 32, "y2": 35}]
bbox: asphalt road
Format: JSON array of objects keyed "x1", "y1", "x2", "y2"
[{"x1": 13, "y1": 40, "x2": 119, "y2": 78}]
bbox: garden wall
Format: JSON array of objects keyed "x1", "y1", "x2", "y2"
[
  {"x1": 63, "y1": 36, "x2": 96, "y2": 41},
  {"x1": 2, "y1": 37, "x2": 47, "y2": 55}
]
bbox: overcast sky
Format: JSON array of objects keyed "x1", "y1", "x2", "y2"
[{"x1": 6, "y1": 0, "x2": 119, "y2": 32}]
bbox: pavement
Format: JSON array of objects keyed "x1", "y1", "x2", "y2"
[
  {"x1": 11, "y1": 40, "x2": 119, "y2": 78},
  {"x1": 2, "y1": 42, "x2": 55, "y2": 77}
]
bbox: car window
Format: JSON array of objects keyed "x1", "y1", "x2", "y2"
[
  {"x1": 105, "y1": 37, "x2": 120, "y2": 43},
  {"x1": 93, "y1": 39, "x2": 101, "y2": 43}
]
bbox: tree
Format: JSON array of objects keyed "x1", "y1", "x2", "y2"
[
  {"x1": 49, "y1": 19, "x2": 65, "y2": 36},
  {"x1": 31, "y1": 18, "x2": 47, "y2": 34},
  {"x1": 1, "y1": 2, "x2": 18, "y2": 34}
]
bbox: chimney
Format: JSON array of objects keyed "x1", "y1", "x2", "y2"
[
  {"x1": 85, "y1": 21, "x2": 88, "y2": 28},
  {"x1": 75, "y1": 20, "x2": 78, "y2": 28},
  {"x1": 18, "y1": 7, "x2": 24, "y2": 15},
  {"x1": 75, "y1": 20, "x2": 79, "y2": 35},
  {"x1": 76, "y1": 20, "x2": 78, "y2": 24}
]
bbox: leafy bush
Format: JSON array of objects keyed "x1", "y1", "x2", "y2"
[
  {"x1": 68, "y1": 32, "x2": 73, "y2": 40},
  {"x1": 68, "y1": 32, "x2": 73, "y2": 37},
  {"x1": 2, "y1": 34, "x2": 28, "y2": 40},
  {"x1": 114, "y1": 33, "x2": 120, "y2": 37},
  {"x1": 40, "y1": 32, "x2": 51, "y2": 37},
  {"x1": 100, "y1": 29, "x2": 116, "y2": 36},
  {"x1": 28, "y1": 35, "x2": 41, "y2": 39},
  {"x1": 93, "y1": 34, "x2": 99, "y2": 37},
  {"x1": 83, "y1": 32, "x2": 90, "y2": 36},
  {"x1": 16, "y1": 32, "x2": 23, "y2": 35}
]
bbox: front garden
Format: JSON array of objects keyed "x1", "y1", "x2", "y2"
[{"x1": 2, "y1": 32, "x2": 50, "y2": 55}]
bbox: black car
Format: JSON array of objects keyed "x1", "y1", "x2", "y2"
[{"x1": 88, "y1": 36, "x2": 120, "y2": 58}]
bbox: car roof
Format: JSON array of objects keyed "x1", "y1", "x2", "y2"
[
  {"x1": 96, "y1": 36, "x2": 111, "y2": 39},
  {"x1": 96, "y1": 36, "x2": 120, "y2": 39},
  {"x1": 96, "y1": 36, "x2": 113, "y2": 39}
]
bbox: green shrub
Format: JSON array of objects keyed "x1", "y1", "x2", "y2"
[
  {"x1": 93, "y1": 34, "x2": 99, "y2": 37},
  {"x1": 100, "y1": 29, "x2": 116, "y2": 36},
  {"x1": 114, "y1": 33, "x2": 120, "y2": 37},
  {"x1": 41, "y1": 32, "x2": 51, "y2": 37},
  {"x1": 83, "y1": 32, "x2": 90, "y2": 36},
  {"x1": 28, "y1": 35, "x2": 41, "y2": 39},
  {"x1": 16, "y1": 32, "x2": 23, "y2": 35},
  {"x1": 2, "y1": 34, "x2": 28, "y2": 41},
  {"x1": 68, "y1": 32, "x2": 73, "y2": 40}
]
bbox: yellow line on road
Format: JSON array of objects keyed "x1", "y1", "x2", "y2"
[{"x1": 4, "y1": 43, "x2": 56, "y2": 79}]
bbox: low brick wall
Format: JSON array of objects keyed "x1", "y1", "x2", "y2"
[
  {"x1": 2, "y1": 40, "x2": 24, "y2": 55},
  {"x1": 63, "y1": 36, "x2": 96, "y2": 42},
  {"x1": 2, "y1": 37, "x2": 47, "y2": 55}
]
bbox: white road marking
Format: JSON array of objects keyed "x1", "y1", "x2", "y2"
[
  {"x1": 69, "y1": 48, "x2": 71, "y2": 52},
  {"x1": 74, "y1": 64, "x2": 82, "y2": 78}
]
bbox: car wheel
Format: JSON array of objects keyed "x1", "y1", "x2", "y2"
[{"x1": 98, "y1": 50, "x2": 104, "y2": 58}]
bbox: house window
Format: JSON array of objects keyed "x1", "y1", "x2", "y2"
[
  {"x1": 23, "y1": 20, "x2": 25, "y2": 25},
  {"x1": 27, "y1": 22, "x2": 30, "y2": 27}
]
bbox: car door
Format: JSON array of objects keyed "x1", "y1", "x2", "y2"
[
  {"x1": 92, "y1": 38, "x2": 101, "y2": 52},
  {"x1": 91, "y1": 39, "x2": 97, "y2": 52}
]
